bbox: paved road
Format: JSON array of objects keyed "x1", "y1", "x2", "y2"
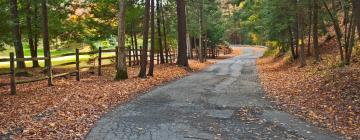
[{"x1": 87, "y1": 47, "x2": 339, "y2": 140}]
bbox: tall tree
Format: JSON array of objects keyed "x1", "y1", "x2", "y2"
[
  {"x1": 139, "y1": 0, "x2": 150, "y2": 78},
  {"x1": 307, "y1": 0, "x2": 312, "y2": 56},
  {"x1": 298, "y1": 0, "x2": 306, "y2": 67},
  {"x1": 26, "y1": 0, "x2": 40, "y2": 68},
  {"x1": 157, "y1": 0, "x2": 165, "y2": 64},
  {"x1": 161, "y1": 0, "x2": 169, "y2": 63},
  {"x1": 42, "y1": 0, "x2": 50, "y2": 67},
  {"x1": 313, "y1": 0, "x2": 320, "y2": 61},
  {"x1": 352, "y1": 0, "x2": 360, "y2": 38},
  {"x1": 176, "y1": 0, "x2": 189, "y2": 66},
  {"x1": 115, "y1": 0, "x2": 128, "y2": 80},
  {"x1": 198, "y1": 0, "x2": 204, "y2": 63},
  {"x1": 148, "y1": 0, "x2": 155, "y2": 76},
  {"x1": 10, "y1": 0, "x2": 26, "y2": 68}
]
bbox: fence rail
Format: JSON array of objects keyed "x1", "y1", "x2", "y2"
[{"x1": 0, "y1": 47, "x2": 178, "y2": 95}]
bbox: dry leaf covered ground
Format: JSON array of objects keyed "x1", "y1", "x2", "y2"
[
  {"x1": 257, "y1": 50, "x2": 360, "y2": 139},
  {"x1": 0, "y1": 49, "x2": 240, "y2": 139}
]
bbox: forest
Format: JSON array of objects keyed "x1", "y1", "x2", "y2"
[{"x1": 0, "y1": 0, "x2": 359, "y2": 139}]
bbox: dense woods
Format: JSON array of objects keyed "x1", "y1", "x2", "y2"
[{"x1": 236, "y1": 0, "x2": 359, "y2": 66}]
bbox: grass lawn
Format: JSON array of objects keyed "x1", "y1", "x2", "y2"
[{"x1": 0, "y1": 52, "x2": 116, "y2": 69}]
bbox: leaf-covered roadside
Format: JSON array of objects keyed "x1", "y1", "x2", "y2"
[
  {"x1": 257, "y1": 56, "x2": 360, "y2": 139},
  {"x1": 0, "y1": 51, "x2": 239, "y2": 139}
]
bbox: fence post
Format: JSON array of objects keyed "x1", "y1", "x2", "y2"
[
  {"x1": 98, "y1": 47, "x2": 102, "y2": 76},
  {"x1": 76, "y1": 49, "x2": 80, "y2": 81},
  {"x1": 10, "y1": 53, "x2": 16, "y2": 95},
  {"x1": 47, "y1": 51, "x2": 53, "y2": 86}
]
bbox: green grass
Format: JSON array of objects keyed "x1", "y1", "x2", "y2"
[{"x1": 0, "y1": 53, "x2": 116, "y2": 69}]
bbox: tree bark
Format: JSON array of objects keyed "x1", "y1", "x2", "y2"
[
  {"x1": 198, "y1": 1, "x2": 204, "y2": 63},
  {"x1": 298, "y1": 1, "x2": 306, "y2": 67},
  {"x1": 133, "y1": 29, "x2": 139, "y2": 65},
  {"x1": 148, "y1": 0, "x2": 155, "y2": 76},
  {"x1": 34, "y1": 3, "x2": 40, "y2": 63},
  {"x1": 323, "y1": 1, "x2": 344, "y2": 62},
  {"x1": 10, "y1": 0, "x2": 26, "y2": 69},
  {"x1": 161, "y1": 0, "x2": 169, "y2": 63},
  {"x1": 176, "y1": 0, "x2": 189, "y2": 66},
  {"x1": 139, "y1": 0, "x2": 150, "y2": 78},
  {"x1": 26, "y1": 0, "x2": 40, "y2": 68},
  {"x1": 115, "y1": 0, "x2": 128, "y2": 80},
  {"x1": 313, "y1": 0, "x2": 320, "y2": 61},
  {"x1": 41, "y1": 0, "x2": 51, "y2": 67},
  {"x1": 307, "y1": 0, "x2": 312, "y2": 56},
  {"x1": 352, "y1": 0, "x2": 360, "y2": 38},
  {"x1": 156, "y1": 0, "x2": 165, "y2": 64}
]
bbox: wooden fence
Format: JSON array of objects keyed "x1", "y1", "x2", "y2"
[{"x1": 0, "y1": 47, "x2": 177, "y2": 95}]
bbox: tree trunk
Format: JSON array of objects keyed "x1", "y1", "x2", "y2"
[
  {"x1": 26, "y1": 0, "x2": 40, "y2": 68},
  {"x1": 198, "y1": 1, "x2": 204, "y2": 63},
  {"x1": 156, "y1": 0, "x2": 165, "y2": 64},
  {"x1": 41, "y1": 0, "x2": 51, "y2": 68},
  {"x1": 307, "y1": 0, "x2": 312, "y2": 56},
  {"x1": 10, "y1": 0, "x2": 26, "y2": 69},
  {"x1": 148, "y1": 0, "x2": 155, "y2": 76},
  {"x1": 34, "y1": 3, "x2": 40, "y2": 64},
  {"x1": 299, "y1": 2, "x2": 306, "y2": 67},
  {"x1": 352, "y1": 0, "x2": 360, "y2": 38},
  {"x1": 115, "y1": 0, "x2": 128, "y2": 80},
  {"x1": 176, "y1": 0, "x2": 188, "y2": 66},
  {"x1": 313, "y1": 0, "x2": 320, "y2": 61},
  {"x1": 134, "y1": 29, "x2": 139, "y2": 65},
  {"x1": 139, "y1": 0, "x2": 150, "y2": 78},
  {"x1": 161, "y1": 0, "x2": 169, "y2": 63},
  {"x1": 323, "y1": 1, "x2": 344, "y2": 62}
]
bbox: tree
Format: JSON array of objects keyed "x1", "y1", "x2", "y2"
[
  {"x1": 313, "y1": 0, "x2": 320, "y2": 61},
  {"x1": 298, "y1": 0, "x2": 306, "y2": 67},
  {"x1": 10, "y1": 0, "x2": 26, "y2": 69},
  {"x1": 157, "y1": 0, "x2": 165, "y2": 64},
  {"x1": 42, "y1": 0, "x2": 50, "y2": 66},
  {"x1": 139, "y1": 0, "x2": 150, "y2": 78},
  {"x1": 26, "y1": 0, "x2": 40, "y2": 68},
  {"x1": 115, "y1": 0, "x2": 128, "y2": 80},
  {"x1": 198, "y1": 0, "x2": 204, "y2": 63},
  {"x1": 176, "y1": 0, "x2": 188, "y2": 66},
  {"x1": 148, "y1": 0, "x2": 155, "y2": 76},
  {"x1": 352, "y1": 0, "x2": 360, "y2": 38},
  {"x1": 161, "y1": 0, "x2": 170, "y2": 63}
]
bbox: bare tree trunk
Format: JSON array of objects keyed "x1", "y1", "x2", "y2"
[
  {"x1": 313, "y1": 0, "x2": 320, "y2": 61},
  {"x1": 176, "y1": 0, "x2": 189, "y2": 66},
  {"x1": 323, "y1": 1, "x2": 344, "y2": 62},
  {"x1": 134, "y1": 30, "x2": 139, "y2": 65},
  {"x1": 298, "y1": 1, "x2": 306, "y2": 67},
  {"x1": 34, "y1": 3, "x2": 40, "y2": 63},
  {"x1": 26, "y1": 0, "x2": 40, "y2": 68},
  {"x1": 307, "y1": 0, "x2": 312, "y2": 56},
  {"x1": 10, "y1": 0, "x2": 26, "y2": 69},
  {"x1": 42, "y1": 0, "x2": 51, "y2": 67},
  {"x1": 352, "y1": 0, "x2": 360, "y2": 38},
  {"x1": 198, "y1": 1, "x2": 204, "y2": 63},
  {"x1": 156, "y1": 0, "x2": 165, "y2": 64},
  {"x1": 139, "y1": 0, "x2": 150, "y2": 78},
  {"x1": 161, "y1": 0, "x2": 169, "y2": 63},
  {"x1": 148, "y1": 0, "x2": 155, "y2": 76}
]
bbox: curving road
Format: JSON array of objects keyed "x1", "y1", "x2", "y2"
[{"x1": 86, "y1": 46, "x2": 339, "y2": 140}]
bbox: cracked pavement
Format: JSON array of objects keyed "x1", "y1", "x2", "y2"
[{"x1": 86, "y1": 46, "x2": 340, "y2": 140}]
